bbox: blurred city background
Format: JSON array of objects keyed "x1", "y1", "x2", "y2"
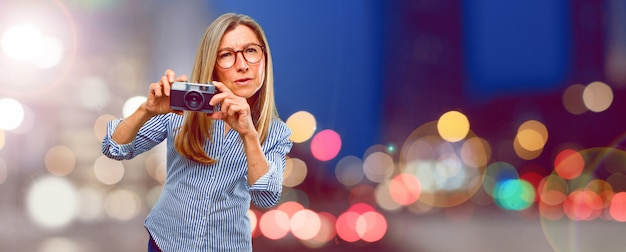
[{"x1": 1, "y1": 0, "x2": 625, "y2": 251}]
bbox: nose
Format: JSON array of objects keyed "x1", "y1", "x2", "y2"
[{"x1": 234, "y1": 51, "x2": 249, "y2": 71}]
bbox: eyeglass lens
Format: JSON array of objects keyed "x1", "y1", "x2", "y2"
[{"x1": 217, "y1": 44, "x2": 263, "y2": 68}]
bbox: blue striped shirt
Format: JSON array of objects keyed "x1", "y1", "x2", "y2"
[{"x1": 101, "y1": 113, "x2": 293, "y2": 251}]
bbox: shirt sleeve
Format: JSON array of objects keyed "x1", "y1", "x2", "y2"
[
  {"x1": 101, "y1": 114, "x2": 169, "y2": 160},
  {"x1": 248, "y1": 120, "x2": 293, "y2": 208}
]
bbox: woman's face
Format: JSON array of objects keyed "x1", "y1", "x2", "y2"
[{"x1": 214, "y1": 24, "x2": 265, "y2": 99}]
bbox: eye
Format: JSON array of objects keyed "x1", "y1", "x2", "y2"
[
  {"x1": 219, "y1": 51, "x2": 234, "y2": 59},
  {"x1": 244, "y1": 47, "x2": 259, "y2": 54}
]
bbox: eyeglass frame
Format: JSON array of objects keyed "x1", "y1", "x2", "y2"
[{"x1": 216, "y1": 43, "x2": 266, "y2": 69}]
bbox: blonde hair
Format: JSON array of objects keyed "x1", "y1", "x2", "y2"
[{"x1": 174, "y1": 13, "x2": 278, "y2": 164}]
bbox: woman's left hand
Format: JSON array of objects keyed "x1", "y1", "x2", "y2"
[{"x1": 207, "y1": 81, "x2": 256, "y2": 137}]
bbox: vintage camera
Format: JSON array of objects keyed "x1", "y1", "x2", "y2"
[{"x1": 170, "y1": 81, "x2": 220, "y2": 113}]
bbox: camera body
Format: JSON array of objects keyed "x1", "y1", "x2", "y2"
[{"x1": 170, "y1": 82, "x2": 220, "y2": 113}]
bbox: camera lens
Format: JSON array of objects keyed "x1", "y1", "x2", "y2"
[{"x1": 183, "y1": 91, "x2": 205, "y2": 110}]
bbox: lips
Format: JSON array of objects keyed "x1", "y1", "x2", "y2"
[{"x1": 235, "y1": 78, "x2": 252, "y2": 85}]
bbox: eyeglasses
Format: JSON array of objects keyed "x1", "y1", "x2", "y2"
[{"x1": 216, "y1": 44, "x2": 265, "y2": 69}]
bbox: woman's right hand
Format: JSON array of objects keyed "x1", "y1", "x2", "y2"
[{"x1": 145, "y1": 69, "x2": 187, "y2": 116}]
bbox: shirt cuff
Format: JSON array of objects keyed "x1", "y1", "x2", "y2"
[{"x1": 248, "y1": 171, "x2": 271, "y2": 191}]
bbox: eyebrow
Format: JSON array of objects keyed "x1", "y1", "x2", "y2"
[{"x1": 218, "y1": 42, "x2": 262, "y2": 52}]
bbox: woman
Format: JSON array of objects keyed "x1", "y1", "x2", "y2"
[{"x1": 101, "y1": 13, "x2": 292, "y2": 251}]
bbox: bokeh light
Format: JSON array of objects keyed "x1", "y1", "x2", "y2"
[
  {"x1": 301, "y1": 212, "x2": 336, "y2": 248},
  {"x1": 538, "y1": 174, "x2": 568, "y2": 206},
  {"x1": 9, "y1": 103, "x2": 35, "y2": 134},
  {"x1": 104, "y1": 189, "x2": 142, "y2": 221},
  {"x1": 93, "y1": 114, "x2": 117, "y2": 140},
  {"x1": 363, "y1": 151, "x2": 394, "y2": 183},
  {"x1": 388, "y1": 173, "x2": 421, "y2": 206},
  {"x1": 554, "y1": 149, "x2": 584, "y2": 180},
  {"x1": 1, "y1": 1, "x2": 625, "y2": 251},
  {"x1": 483, "y1": 162, "x2": 519, "y2": 198},
  {"x1": 146, "y1": 185, "x2": 163, "y2": 208},
  {"x1": 0, "y1": 98, "x2": 25, "y2": 130},
  {"x1": 30, "y1": 36, "x2": 64, "y2": 69},
  {"x1": 336, "y1": 203, "x2": 387, "y2": 243},
  {"x1": 398, "y1": 122, "x2": 485, "y2": 208},
  {"x1": 310, "y1": 129, "x2": 341, "y2": 161},
  {"x1": 145, "y1": 151, "x2": 167, "y2": 184},
  {"x1": 1, "y1": 24, "x2": 65, "y2": 69},
  {"x1": 283, "y1": 157, "x2": 307, "y2": 187},
  {"x1": 44, "y1": 145, "x2": 76, "y2": 176},
  {"x1": 349, "y1": 184, "x2": 376, "y2": 206},
  {"x1": 1, "y1": 24, "x2": 43, "y2": 61},
  {"x1": 437, "y1": 110, "x2": 470, "y2": 142},
  {"x1": 562, "y1": 84, "x2": 588, "y2": 115},
  {"x1": 290, "y1": 209, "x2": 321, "y2": 240},
  {"x1": 0, "y1": 159, "x2": 7, "y2": 185},
  {"x1": 357, "y1": 211, "x2": 387, "y2": 242},
  {"x1": 259, "y1": 209, "x2": 290, "y2": 240},
  {"x1": 582, "y1": 81, "x2": 613, "y2": 112},
  {"x1": 0, "y1": 129, "x2": 5, "y2": 150},
  {"x1": 516, "y1": 120, "x2": 548, "y2": 152},
  {"x1": 26, "y1": 176, "x2": 78, "y2": 229},
  {"x1": 335, "y1": 211, "x2": 361, "y2": 242},
  {"x1": 286, "y1": 111, "x2": 317, "y2": 143},
  {"x1": 248, "y1": 209, "x2": 259, "y2": 236},
  {"x1": 493, "y1": 179, "x2": 536, "y2": 211},
  {"x1": 563, "y1": 189, "x2": 603, "y2": 221},
  {"x1": 93, "y1": 155, "x2": 125, "y2": 185},
  {"x1": 37, "y1": 237, "x2": 80, "y2": 252},
  {"x1": 122, "y1": 96, "x2": 147, "y2": 118},
  {"x1": 335, "y1": 155, "x2": 365, "y2": 187},
  {"x1": 375, "y1": 179, "x2": 403, "y2": 211},
  {"x1": 460, "y1": 136, "x2": 491, "y2": 168},
  {"x1": 76, "y1": 187, "x2": 105, "y2": 223},
  {"x1": 79, "y1": 77, "x2": 111, "y2": 110},
  {"x1": 609, "y1": 192, "x2": 626, "y2": 222}
]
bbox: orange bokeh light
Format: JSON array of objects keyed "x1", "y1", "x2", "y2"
[
  {"x1": 389, "y1": 173, "x2": 421, "y2": 206},
  {"x1": 610, "y1": 192, "x2": 626, "y2": 222},
  {"x1": 554, "y1": 149, "x2": 584, "y2": 180}
]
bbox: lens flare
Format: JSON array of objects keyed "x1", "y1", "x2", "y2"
[{"x1": 1, "y1": 24, "x2": 43, "y2": 61}]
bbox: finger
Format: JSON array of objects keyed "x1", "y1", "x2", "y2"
[
  {"x1": 211, "y1": 81, "x2": 232, "y2": 94},
  {"x1": 151, "y1": 83, "x2": 163, "y2": 97},
  {"x1": 224, "y1": 99, "x2": 245, "y2": 117},
  {"x1": 227, "y1": 103, "x2": 241, "y2": 117},
  {"x1": 163, "y1": 79, "x2": 171, "y2": 96},
  {"x1": 176, "y1": 74, "x2": 188, "y2": 82},
  {"x1": 164, "y1": 69, "x2": 176, "y2": 83},
  {"x1": 205, "y1": 111, "x2": 223, "y2": 120}
]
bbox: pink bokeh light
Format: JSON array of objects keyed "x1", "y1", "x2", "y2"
[{"x1": 310, "y1": 129, "x2": 342, "y2": 161}]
